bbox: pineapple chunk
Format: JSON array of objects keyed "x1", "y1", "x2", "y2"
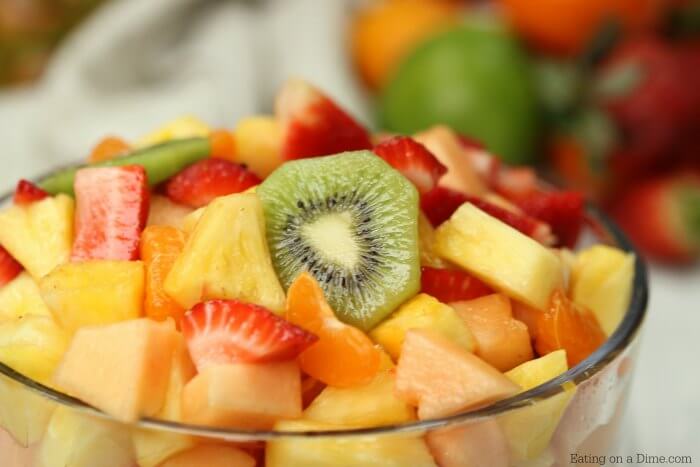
[
  {"x1": 267, "y1": 420, "x2": 437, "y2": 467},
  {"x1": 303, "y1": 369, "x2": 415, "y2": 427},
  {"x1": 418, "y1": 212, "x2": 446, "y2": 267},
  {"x1": 164, "y1": 193, "x2": 286, "y2": 313},
  {"x1": 37, "y1": 406, "x2": 134, "y2": 467},
  {"x1": 435, "y1": 203, "x2": 562, "y2": 310},
  {"x1": 0, "y1": 272, "x2": 51, "y2": 320},
  {"x1": 234, "y1": 116, "x2": 284, "y2": 177},
  {"x1": 40, "y1": 260, "x2": 145, "y2": 334},
  {"x1": 0, "y1": 373, "x2": 56, "y2": 446},
  {"x1": 370, "y1": 293, "x2": 475, "y2": 360},
  {"x1": 0, "y1": 195, "x2": 74, "y2": 279},
  {"x1": 0, "y1": 315, "x2": 68, "y2": 385},
  {"x1": 54, "y1": 319, "x2": 179, "y2": 422},
  {"x1": 182, "y1": 206, "x2": 205, "y2": 236},
  {"x1": 137, "y1": 115, "x2": 210, "y2": 147},
  {"x1": 570, "y1": 245, "x2": 635, "y2": 336},
  {"x1": 499, "y1": 350, "x2": 576, "y2": 462}
]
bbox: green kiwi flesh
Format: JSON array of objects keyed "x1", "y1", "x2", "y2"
[{"x1": 257, "y1": 151, "x2": 420, "y2": 330}]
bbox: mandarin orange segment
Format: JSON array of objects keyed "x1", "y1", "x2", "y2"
[
  {"x1": 286, "y1": 273, "x2": 381, "y2": 388},
  {"x1": 209, "y1": 129, "x2": 236, "y2": 160},
  {"x1": 533, "y1": 290, "x2": 606, "y2": 367},
  {"x1": 88, "y1": 136, "x2": 131, "y2": 163},
  {"x1": 141, "y1": 225, "x2": 187, "y2": 324}
]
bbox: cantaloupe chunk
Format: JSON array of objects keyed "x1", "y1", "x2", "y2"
[
  {"x1": 54, "y1": 319, "x2": 179, "y2": 423},
  {"x1": 0, "y1": 373, "x2": 55, "y2": 447},
  {"x1": 451, "y1": 294, "x2": 533, "y2": 372},
  {"x1": 40, "y1": 260, "x2": 145, "y2": 334},
  {"x1": 570, "y1": 245, "x2": 635, "y2": 336},
  {"x1": 499, "y1": 350, "x2": 576, "y2": 462},
  {"x1": 164, "y1": 193, "x2": 286, "y2": 313},
  {"x1": 181, "y1": 361, "x2": 301, "y2": 429},
  {"x1": 395, "y1": 329, "x2": 519, "y2": 420},
  {"x1": 370, "y1": 293, "x2": 475, "y2": 360},
  {"x1": 0, "y1": 195, "x2": 74, "y2": 280},
  {"x1": 0, "y1": 272, "x2": 51, "y2": 320},
  {"x1": 267, "y1": 420, "x2": 437, "y2": 467},
  {"x1": 426, "y1": 420, "x2": 509, "y2": 467},
  {"x1": 36, "y1": 406, "x2": 134, "y2": 467},
  {"x1": 435, "y1": 203, "x2": 562, "y2": 310},
  {"x1": 132, "y1": 334, "x2": 197, "y2": 467},
  {"x1": 147, "y1": 195, "x2": 194, "y2": 231},
  {"x1": 159, "y1": 444, "x2": 256, "y2": 467}
]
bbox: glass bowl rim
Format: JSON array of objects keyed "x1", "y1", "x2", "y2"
[{"x1": 0, "y1": 170, "x2": 648, "y2": 441}]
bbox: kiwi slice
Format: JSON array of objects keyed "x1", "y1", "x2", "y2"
[{"x1": 257, "y1": 151, "x2": 420, "y2": 330}]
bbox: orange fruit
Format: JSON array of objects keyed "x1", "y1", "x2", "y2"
[
  {"x1": 209, "y1": 129, "x2": 236, "y2": 160},
  {"x1": 350, "y1": 0, "x2": 458, "y2": 90},
  {"x1": 88, "y1": 136, "x2": 131, "y2": 162},
  {"x1": 286, "y1": 272, "x2": 381, "y2": 388},
  {"x1": 141, "y1": 225, "x2": 187, "y2": 324}
]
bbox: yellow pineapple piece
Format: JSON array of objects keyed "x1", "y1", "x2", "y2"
[
  {"x1": 267, "y1": 420, "x2": 437, "y2": 467},
  {"x1": 370, "y1": 293, "x2": 475, "y2": 360},
  {"x1": 54, "y1": 319, "x2": 179, "y2": 423},
  {"x1": 499, "y1": 350, "x2": 576, "y2": 462},
  {"x1": 147, "y1": 195, "x2": 194, "y2": 231},
  {"x1": 0, "y1": 373, "x2": 56, "y2": 446},
  {"x1": 37, "y1": 406, "x2": 134, "y2": 467},
  {"x1": 182, "y1": 206, "x2": 205, "y2": 236},
  {"x1": 0, "y1": 195, "x2": 74, "y2": 279},
  {"x1": 570, "y1": 245, "x2": 635, "y2": 336},
  {"x1": 0, "y1": 315, "x2": 68, "y2": 385},
  {"x1": 132, "y1": 334, "x2": 196, "y2": 467},
  {"x1": 137, "y1": 115, "x2": 210, "y2": 147},
  {"x1": 435, "y1": 203, "x2": 562, "y2": 310},
  {"x1": 418, "y1": 212, "x2": 446, "y2": 267},
  {"x1": 234, "y1": 116, "x2": 284, "y2": 177},
  {"x1": 0, "y1": 272, "x2": 51, "y2": 320},
  {"x1": 164, "y1": 193, "x2": 286, "y2": 313},
  {"x1": 40, "y1": 260, "x2": 145, "y2": 334},
  {"x1": 303, "y1": 369, "x2": 415, "y2": 427}
]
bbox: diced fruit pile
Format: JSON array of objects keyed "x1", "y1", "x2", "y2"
[{"x1": 0, "y1": 79, "x2": 635, "y2": 467}]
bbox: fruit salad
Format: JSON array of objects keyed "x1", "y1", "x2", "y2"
[{"x1": 0, "y1": 79, "x2": 640, "y2": 467}]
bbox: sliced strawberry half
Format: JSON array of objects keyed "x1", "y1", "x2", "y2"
[
  {"x1": 181, "y1": 299, "x2": 318, "y2": 372},
  {"x1": 421, "y1": 186, "x2": 470, "y2": 226},
  {"x1": 164, "y1": 158, "x2": 260, "y2": 208},
  {"x1": 13, "y1": 179, "x2": 48, "y2": 205},
  {"x1": 276, "y1": 79, "x2": 372, "y2": 160},
  {"x1": 517, "y1": 191, "x2": 585, "y2": 248},
  {"x1": 72, "y1": 165, "x2": 149, "y2": 262},
  {"x1": 373, "y1": 136, "x2": 447, "y2": 194},
  {"x1": 0, "y1": 245, "x2": 22, "y2": 288},
  {"x1": 420, "y1": 267, "x2": 492, "y2": 303}
]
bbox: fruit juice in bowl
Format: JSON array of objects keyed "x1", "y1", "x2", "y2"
[{"x1": 0, "y1": 79, "x2": 646, "y2": 467}]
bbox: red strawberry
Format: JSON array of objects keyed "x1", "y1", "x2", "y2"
[
  {"x1": 276, "y1": 79, "x2": 372, "y2": 160},
  {"x1": 609, "y1": 171, "x2": 700, "y2": 263},
  {"x1": 373, "y1": 137, "x2": 447, "y2": 194},
  {"x1": 181, "y1": 299, "x2": 318, "y2": 372},
  {"x1": 13, "y1": 179, "x2": 49, "y2": 205},
  {"x1": 420, "y1": 267, "x2": 492, "y2": 303},
  {"x1": 164, "y1": 158, "x2": 260, "y2": 208},
  {"x1": 420, "y1": 186, "x2": 470, "y2": 226},
  {"x1": 517, "y1": 191, "x2": 585, "y2": 248},
  {"x1": 72, "y1": 165, "x2": 149, "y2": 262},
  {"x1": 494, "y1": 167, "x2": 539, "y2": 201},
  {"x1": 0, "y1": 245, "x2": 22, "y2": 287}
]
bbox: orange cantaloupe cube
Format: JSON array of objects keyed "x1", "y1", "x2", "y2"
[
  {"x1": 159, "y1": 444, "x2": 255, "y2": 467},
  {"x1": 426, "y1": 420, "x2": 509, "y2": 467},
  {"x1": 395, "y1": 329, "x2": 519, "y2": 420},
  {"x1": 181, "y1": 361, "x2": 301, "y2": 429},
  {"x1": 54, "y1": 318, "x2": 179, "y2": 423}
]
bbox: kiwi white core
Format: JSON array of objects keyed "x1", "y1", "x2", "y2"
[{"x1": 301, "y1": 211, "x2": 360, "y2": 269}]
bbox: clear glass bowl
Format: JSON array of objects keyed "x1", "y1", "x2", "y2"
[{"x1": 0, "y1": 182, "x2": 648, "y2": 467}]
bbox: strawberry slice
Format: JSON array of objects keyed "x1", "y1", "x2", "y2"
[
  {"x1": 164, "y1": 158, "x2": 260, "y2": 208},
  {"x1": 517, "y1": 191, "x2": 585, "y2": 248},
  {"x1": 72, "y1": 166, "x2": 149, "y2": 262},
  {"x1": 610, "y1": 171, "x2": 700, "y2": 263},
  {"x1": 494, "y1": 167, "x2": 539, "y2": 201},
  {"x1": 420, "y1": 267, "x2": 492, "y2": 303},
  {"x1": 373, "y1": 136, "x2": 447, "y2": 194},
  {"x1": 0, "y1": 245, "x2": 22, "y2": 287},
  {"x1": 13, "y1": 179, "x2": 48, "y2": 205},
  {"x1": 421, "y1": 186, "x2": 470, "y2": 226},
  {"x1": 181, "y1": 299, "x2": 318, "y2": 371},
  {"x1": 276, "y1": 79, "x2": 372, "y2": 160}
]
